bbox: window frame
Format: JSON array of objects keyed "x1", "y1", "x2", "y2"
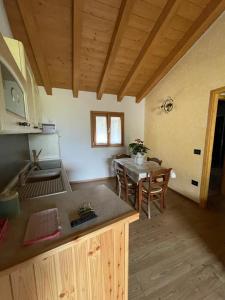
[{"x1": 90, "y1": 111, "x2": 124, "y2": 148}]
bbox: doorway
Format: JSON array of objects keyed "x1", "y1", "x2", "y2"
[
  {"x1": 200, "y1": 87, "x2": 225, "y2": 208},
  {"x1": 208, "y1": 100, "x2": 225, "y2": 196}
]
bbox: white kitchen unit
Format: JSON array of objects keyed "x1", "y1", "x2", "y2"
[
  {"x1": 24, "y1": 54, "x2": 41, "y2": 128},
  {"x1": 0, "y1": 33, "x2": 41, "y2": 134}
]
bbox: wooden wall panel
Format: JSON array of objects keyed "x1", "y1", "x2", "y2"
[
  {"x1": 80, "y1": 0, "x2": 122, "y2": 93},
  {"x1": 127, "y1": 0, "x2": 218, "y2": 97},
  {"x1": 87, "y1": 236, "x2": 103, "y2": 299},
  {"x1": 100, "y1": 229, "x2": 114, "y2": 300},
  {"x1": 177, "y1": 0, "x2": 205, "y2": 21},
  {"x1": 73, "y1": 241, "x2": 90, "y2": 299},
  {"x1": 4, "y1": 0, "x2": 224, "y2": 99},
  {"x1": 55, "y1": 247, "x2": 77, "y2": 300},
  {"x1": 0, "y1": 222, "x2": 132, "y2": 300},
  {"x1": 31, "y1": 0, "x2": 72, "y2": 90},
  {"x1": 0, "y1": 275, "x2": 13, "y2": 300},
  {"x1": 34, "y1": 256, "x2": 58, "y2": 300},
  {"x1": 113, "y1": 223, "x2": 126, "y2": 300},
  {"x1": 11, "y1": 266, "x2": 38, "y2": 300}
]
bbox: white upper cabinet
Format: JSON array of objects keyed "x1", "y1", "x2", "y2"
[
  {"x1": 0, "y1": 33, "x2": 41, "y2": 133},
  {"x1": 24, "y1": 53, "x2": 40, "y2": 128},
  {"x1": 3, "y1": 37, "x2": 26, "y2": 79}
]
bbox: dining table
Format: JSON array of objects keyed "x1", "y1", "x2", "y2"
[{"x1": 113, "y1": 157, "x2": 176, "y2": 211}]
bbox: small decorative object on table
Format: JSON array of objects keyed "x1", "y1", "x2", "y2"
[
  {"x1": 129, "y1": 139, "x2": 149, "y2": 165},
  {"x1": 71, "y1": 203, "x2": 97, "y2": 227}
]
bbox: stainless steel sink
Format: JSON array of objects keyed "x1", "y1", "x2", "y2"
[
  {"x1": 26, "y1": 169, "x2": 61, "y2": 183},
  {"x1": 19, "y1": 167, "x2": 66, "y2": 199},
  {"x1": 35, "y1": 160, "x2": 61, "y2": 170}
]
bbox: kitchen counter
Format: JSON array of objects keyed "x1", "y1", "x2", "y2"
[{"x1": 0, "y1": 185, "x2": 138, "y2": 272}]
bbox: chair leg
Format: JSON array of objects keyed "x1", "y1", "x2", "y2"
[
  {"x1": 163, "y1": 193, "x2": 166, "y2": 209},
  {"x1": 148, "y1": 199, "x2": 151, "y2": 219},
  {"x1": 115, "y1": 177, "x2": 118, "y2": 194},
  {"x1": 160, "y1": 194, "x2": 164, "y2": 211},
  {"x1": 125, "y1": 187, "x2": 129, "y2": 202},
  {"x1": 118, "y1": 182, "x2": 121, "y2": 199},
  {"x1": 135, "y1": 188, "x2": 138, "y2": 209}
]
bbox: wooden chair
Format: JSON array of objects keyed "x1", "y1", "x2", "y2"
[
  {"x1": 115, "y1": 153, "x2": 131, "y2": 193},
  {"x1": 141, "y1": 168, "x2": 172, "y2": 219},
  {"x1": 147, "y1": 157, "x2": 162, "y2": 166},
  {"x1": 115, "y1": 162, "x2": 137, "y2": 204}
]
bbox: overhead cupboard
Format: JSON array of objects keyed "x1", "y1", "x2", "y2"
[{"x1": 0, "y1": 33, "x2": 41, "y2": 133}]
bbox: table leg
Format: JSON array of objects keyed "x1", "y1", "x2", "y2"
[{"x1": 138, "y1": 180, "x2": 143, "y2": 212}]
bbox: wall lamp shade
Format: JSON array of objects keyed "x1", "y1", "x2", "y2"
[{"x1": 161, "y1": 97, "x2": 174, "y2": 113}]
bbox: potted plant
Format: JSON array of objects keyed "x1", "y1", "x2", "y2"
[{"x1": 129, "y1": 139, "x2": 149, "y2": 165}]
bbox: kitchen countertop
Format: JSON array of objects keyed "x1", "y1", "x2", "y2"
[{"x1": 0, "y1": 185, "x2": 138, "y2": 272}]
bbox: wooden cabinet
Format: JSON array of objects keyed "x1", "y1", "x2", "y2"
[
  {"x1": 0, "y1": 34, "x2": 41, "y2": 133},
  {"x1": 0, "y1": 221, "x2": 131, "y2": 300}
]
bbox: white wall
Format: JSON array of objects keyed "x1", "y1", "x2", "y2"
[
  {"x1": 144, "y1": 12, "x2": 225, "y2": 203},
  {"x1": 29, "y1": 134, "x2": 60, "y2": 161},
  {"x1": 38, "y1": 88, "x2": 145, "y2": 182},
  {"x1": 0, "y1": 0, "x2": 12, "y2": 37}
]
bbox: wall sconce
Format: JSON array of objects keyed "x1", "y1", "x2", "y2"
[{"x1": 160, "y1": 97, "x2": 174, "y2": 113}]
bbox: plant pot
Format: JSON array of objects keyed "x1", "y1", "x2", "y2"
[{"x1": 135, "y1": 153, "x2": 145, "y2": 165}]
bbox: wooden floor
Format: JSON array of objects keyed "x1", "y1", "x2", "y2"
[{"x1": 71, "y1": 179, "x2": 225, "y2": 300}]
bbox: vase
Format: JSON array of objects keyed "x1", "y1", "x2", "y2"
[{"x1": 135, "y1": 153, "x2": 144, "y2": 165}]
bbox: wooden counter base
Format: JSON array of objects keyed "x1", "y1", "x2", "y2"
[
  {"x1": 0, "y1": 185, "x2": 138, "y2": 299},
  {"x1": 0, "y1": 212, "x2": 138, "y2": 300}
]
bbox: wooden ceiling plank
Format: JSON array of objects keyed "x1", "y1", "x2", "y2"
[
  {"x1": 96, "y1": 0, "x2": 135, "y2": 100},
  {"x1": 117, "y1": 0, "x2": 181, "y2": 102},
  {"x1": 72, "y1": 0, "x2": 83, "y2": 98},
  {"x1": 16, "y1": 0, "x2": 52, "y2": 95},
  {"x1": 136, "y1": 0, "x2": 225, "y2": 102}
]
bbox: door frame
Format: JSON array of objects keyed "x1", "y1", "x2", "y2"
[{"x1": 200, "y1": 86, "x2": 225, "y2": 207}]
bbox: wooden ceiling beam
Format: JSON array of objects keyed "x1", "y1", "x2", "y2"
[
  {"x1": 117, "y1": 0, "x2": 181, "y2": 102},
  {"x1": 16, "y1": 0, "x2": 52, "y2": 95},
  {"x1": 72, "y1": 0, "x2": 83, "y2": 98},
  {"x1": 96, "y1": 0, "x2": 135, "y2": 100},
  {"x1": 136, "y1": 0, "x2": 225, "y2": 103}
]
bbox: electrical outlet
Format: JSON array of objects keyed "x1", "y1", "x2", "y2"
[
  {"x1": 191, "y1": 180, "x2": 198, "y2": 186},
  {"x1": 194, "y1": 149, "x2": 201, "y2": 155}
]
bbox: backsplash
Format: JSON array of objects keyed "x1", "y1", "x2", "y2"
[{"x1": 0, "y1": 134, "x2": 30, "y2": 192}]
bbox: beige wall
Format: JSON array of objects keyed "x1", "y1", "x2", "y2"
[{"x1": 144, "y1": 12, "x2": 225, "y2": 203}]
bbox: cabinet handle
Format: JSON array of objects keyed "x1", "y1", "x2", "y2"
[{"x1": 18, "y1": 122, "x2": 30, "y2": 127}]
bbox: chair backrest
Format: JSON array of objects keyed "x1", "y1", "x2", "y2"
[
  {"x1": 146, "y1": 168, "x2": 172, "y2": 192},
  {"x1": 115, "y1": 154, "x2": 131, "y2": 159},
  {"x1": 115, "y1": 162, "x2": 128, "y2": 190},
  {"x1": 147, "y1": 157, "x2": 162, "y2": 166}
]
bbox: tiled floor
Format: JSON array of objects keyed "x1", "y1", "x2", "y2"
[{"x1": 71, "y1": 179, "x2": 225, "y2": 300}]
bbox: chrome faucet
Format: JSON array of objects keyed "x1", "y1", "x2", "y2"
[
  {"x1": 32, "y1": 149, "x2": 42, "y2": 165},
  {"x1": 18, "y1": 170, "x2": 28, "y2": 186}
]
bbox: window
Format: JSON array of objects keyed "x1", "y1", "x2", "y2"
[{"x1": 91, "y1": 111, "x2": 124, "y2": 147}]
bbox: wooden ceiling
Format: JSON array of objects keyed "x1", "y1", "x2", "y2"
[{"x1": 4, "y1": 0, "x2": 225, "y2": 102}]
